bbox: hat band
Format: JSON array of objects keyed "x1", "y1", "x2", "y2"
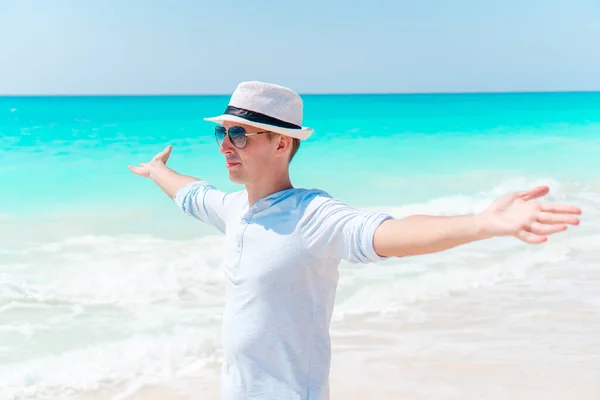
[{"x1": 224, "y1": 105, "x2": 301, "y2": 129}]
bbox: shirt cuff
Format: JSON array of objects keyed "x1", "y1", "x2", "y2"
[
  {"x1": 363, "y1": 213, "x2": 394, "y2": 263},
  {"x1": 173, "y1": 180, "x2": 212, "y2": 213}
]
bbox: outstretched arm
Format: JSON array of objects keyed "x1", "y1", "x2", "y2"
[
  {"x1": 373, "y1": 186, "x2": 582, "y2": 258},
  {"x1": 128, "y1": 145, "x2": 199, "y2": 198}
]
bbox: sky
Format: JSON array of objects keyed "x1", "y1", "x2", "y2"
[{"x1": 0, "y1": 0, "x2": 599, "y2": 95}]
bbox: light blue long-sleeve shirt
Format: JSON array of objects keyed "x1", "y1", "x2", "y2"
[{"x1": 174, "y1": 181, "x2": 393, "y2": 400}]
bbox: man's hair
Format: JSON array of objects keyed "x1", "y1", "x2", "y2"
[{"x1": 267, "y1": 132, "x2": 301, "y2": 163}]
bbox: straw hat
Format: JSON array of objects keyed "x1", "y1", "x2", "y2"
[{"x1": 204, "y1": 81, "x2": 314, "y2": 140}]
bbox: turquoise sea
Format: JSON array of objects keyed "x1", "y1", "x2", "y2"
[{"x1": 1, "y1": 93, "x2": 600, "y2": 399}]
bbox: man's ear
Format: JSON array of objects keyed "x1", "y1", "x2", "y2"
[{"x1": 275, "y1": 134, "x2": 292, "y2": 158}]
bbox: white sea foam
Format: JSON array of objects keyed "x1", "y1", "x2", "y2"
[
  {"x1": 1, "y1": 234, "x2": 226, "y2": 305},
  {"x1": 0, "y1": 329, "x2": 220, "y2": 400}
]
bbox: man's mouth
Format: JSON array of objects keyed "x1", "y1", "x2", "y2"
[{"x1": 226, "y1": 160, "x2": 241, "y2": 168}]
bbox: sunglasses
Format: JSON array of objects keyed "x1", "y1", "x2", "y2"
[{"x1": 215, "y1": 125, "x2": 269, "y2": 149}]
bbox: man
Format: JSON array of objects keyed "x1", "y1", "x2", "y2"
[{"x1": 129, "y1": 81, "x2": 582, "y2": 400}]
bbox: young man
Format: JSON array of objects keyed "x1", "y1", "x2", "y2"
[{"x1": 129, "y1": 81, "x2": 582, "y2": 400}]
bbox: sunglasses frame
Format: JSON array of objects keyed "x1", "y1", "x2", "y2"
[{"x1": 214, "y1": 125, "x2": 269, "y2": 149}]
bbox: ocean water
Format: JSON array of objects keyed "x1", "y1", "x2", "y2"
[{"x1": 1, "y1": 92, "x2": 599, "y2": 399}]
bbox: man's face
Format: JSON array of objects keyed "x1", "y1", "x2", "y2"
[{"x1": 218, "y1": 121, "x2": 287, "y2": 185}]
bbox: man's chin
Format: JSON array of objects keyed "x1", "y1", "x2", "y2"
[{"x1": 228, "y1": 171, "x2": 246, "y2": 184}]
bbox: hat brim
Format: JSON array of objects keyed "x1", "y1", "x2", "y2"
[{"x1": 204, "y1": 114, "x2": 313, "y2": 140}]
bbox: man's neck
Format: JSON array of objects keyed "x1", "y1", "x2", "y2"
[{"x1": 245, "y1": 175, "x2": 293, "y2": 207}]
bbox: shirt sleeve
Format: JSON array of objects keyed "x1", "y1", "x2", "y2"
[
  {"x1": 300, "y1": 193, "x2": 394, "y2": 264},
  {"x1": 173, "y1": 180, "x2": 232, "y2": 234}
]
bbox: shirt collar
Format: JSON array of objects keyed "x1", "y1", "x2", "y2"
[{"x1": 244, "y1": 187, "x2": 297, "y2": 216}]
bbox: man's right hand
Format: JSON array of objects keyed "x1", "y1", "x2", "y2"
[
  {"x1": 128, "y1": 145, "x2": 173, "y2": 178},
  {"x1": 128, "y1": 145, "x2": 200, "y2": 199}
]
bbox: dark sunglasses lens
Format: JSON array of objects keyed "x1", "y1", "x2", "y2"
[
  {"x1": 215, "y1": 126, "x2": 226, "y2": 146},
  {"x1": 228, "y1": 126, "x2": 247, "y2": 148}
]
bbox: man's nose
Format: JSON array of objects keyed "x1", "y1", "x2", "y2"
[{"x1": 219, "y1": 133, "x2": 235, "y2": 154}]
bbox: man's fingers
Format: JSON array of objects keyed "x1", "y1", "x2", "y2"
[
  {"x1": 163, "y1": 145, "x2": 173, "y2": 160},
  {"x1": 537, "y1": 212, "x2": 580, "y2": 225},
  {"x1": 527, "y1": 222, "x2": 567, "y2": 236},
  {"x1": 128, "y1": 165, "x2": 142, "y2": 175},
  {"x1": 517, "y1": 230, "x2": 547, "y2": 244},
  {"x1": 128, "y1": 164, "x2": 148, "y2": 176},
  {"x1": 518, "y1": 185, "x2": 550, "y2": 201},
  {"x1": 153, "y1": 145, "x2": 173, "y2": 162},
  {"x1": 540, "y1": 203, "x2": 582, "y2": 215}
]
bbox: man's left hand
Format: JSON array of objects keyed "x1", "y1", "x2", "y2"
[{"x1": 476, "y1": 185, "x2": 582, "y2": 244}]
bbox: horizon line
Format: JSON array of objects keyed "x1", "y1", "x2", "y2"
[{"x1": 1, "y1": 89, "x2": 599, "y2": 97}]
